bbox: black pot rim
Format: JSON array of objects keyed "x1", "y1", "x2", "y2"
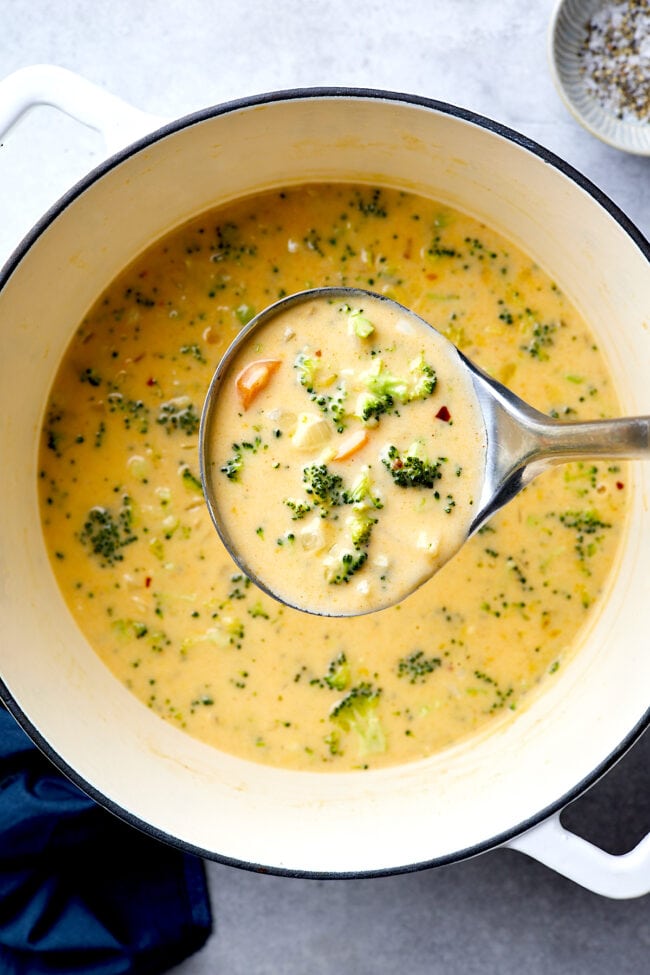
[{"x1": 2, "y1": 84, "x2": 649, "y2": 880}]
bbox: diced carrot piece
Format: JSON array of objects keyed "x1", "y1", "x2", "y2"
[
  {"x1": 331, "y1": 428, "x2": 369, "y2": 461},
  {"x1": 235, "y1": 359, "x2": 282, "y2": 409}
]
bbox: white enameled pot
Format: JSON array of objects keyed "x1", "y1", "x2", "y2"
[{"x1": 0, "y1": 66, "x2": 648, "y2": 897}]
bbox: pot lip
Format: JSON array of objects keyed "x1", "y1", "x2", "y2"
[
  {"x1": 2, "y1": 682, "x2": 648, "y2": 878},
  {"x1": 2, "y1": 84, "x2": 649, "y2": 877},
  {"x1": 1, "y1": 84, "x2": 649, "y2": 288}
]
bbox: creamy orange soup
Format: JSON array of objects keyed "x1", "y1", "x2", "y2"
[
  {"x1": 204, "y1": 290, "x2": 487, "y2": 615},
  {"x1": 39, "y1": 184, "x2": 627, "y2": 771}
]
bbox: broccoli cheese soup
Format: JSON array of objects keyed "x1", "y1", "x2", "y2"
[
  {"x1": 203, "y1": 290, "x2": 487, "y2": 615},
  {"x1": 38, "y1": 184, "x2": 627, "y2": 771}
]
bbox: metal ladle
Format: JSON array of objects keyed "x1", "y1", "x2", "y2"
[{"x1": 199, "y1": 287, "x2": 650, "y2": 616}]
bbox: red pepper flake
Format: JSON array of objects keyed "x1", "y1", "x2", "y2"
[
  {"x1": 145, "y1": 576, "x2": 152, "y2": 588},
  {"x1": 146, "y1": 377, "x2": 156, "y2": 386},
  {"x1": 616, "y1": 481, "x2": 625, "y2": 490},
  {"x1": 426, "y1": 272, "x2": 438, "y2": 281},
  {"x1": 436, "y1": 405, "x2": 451, "y2": 422},
  {"x1": 315, "y1": 349, "x2": 322, "y2": 358}
]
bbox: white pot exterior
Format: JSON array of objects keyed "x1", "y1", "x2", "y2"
[{"x1": 0, "y1": 89, "x2": 648, "y2": 876}]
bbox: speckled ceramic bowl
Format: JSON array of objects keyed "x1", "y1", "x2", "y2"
[{"x1": 549, "y1": 0, "x2": 650, "y2": 155}]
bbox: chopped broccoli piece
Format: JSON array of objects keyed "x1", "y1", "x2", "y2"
[
  {"x1": 180, "y1": 465, "x2": 204, "y2": 494},
  {"x1": 80, "y1": 367, "x2": 102, "y2": 387},
  {"x1": 558, "y1": 510, "x2": 611, "y2": 534},
  {"x1": 156, "y1": 399, "x2": 200, "y2": 436},
  {"x1": 345, "y1": 306, "x2": 375, "y2": 338},
  {"x1": 356, "y1": 390, "x2": 394, "y2": 423},
  {"x1": 324, "y1": 652, "x2": 351, "y2": 691},
  {"x1": 407, "y1": 353, "x2": 437, "y2": 399},
  {"x1": 302, "y1": 464, "x2": 345, "y2": 508},
  {"x1": 312, "y1": 386, "x2": 347, "y2": 430},
  {"x1": 220, "y1": 436, "x2": 262, "y2": 482},
  {"x1": 382, "y1": 443, "x2": 443, "y2": 488},
  {"x1": 557, "y1": 509, "x2": 612, "y2": 564},
  {"x1": 179, "y1": 342, "x2": 207, "y2": 364},
  {"x1": 107, "y1": 392, "x2": 150, "y2": 433},
  {"x1": 347, "y1": 507, "x2": 378, "y2": 548},
  {"x1": 324, "y1": 730, "x2": 342, "y2": 755},
  {"x1": 360, "y1": 358, "x2": 409, "y2": 405},
  {"x1": 294, "y1": 350, "x2": 320, "y2": 389},
  {"x1": 342, "y1": 466, "x2": 383, "y2": 509},
  {"x1": 356, "y1": 355, "x2": 437, "y2": 423},
  {"x1": 397, "y1": 650, "x2": 442, "y2": 684},
  {"x1": 79, "y1": 496, "x2": 137, "y2": 566},
  {"x1": 221, "y1": 446, "x2": 243, "y2": 481},
  {"x1": 294, "y1": 349, "x2": 348, "y2": 430},
  {"x1": 329, "y1": 682, "x2": 386, "y2": 755},
  {"x1": 112, "y1": 618, "x2": 149, "y2": 640},
  {"x1": 235, "y1": 303, "x2": 255, "y2": 325},
  {"x1": 325, "y1": 548, "x2": 368, "y2": 585},
  {"x1": 284, "y1": 498, "x2": 312, "y2": 520}
]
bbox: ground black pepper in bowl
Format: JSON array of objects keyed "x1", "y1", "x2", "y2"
[
  {"x1": 549, "y1": 0, "x2": 650, "y2": 154},
  {"x1": 579, "y1": 0, "x2": 650, "y2": 121}
]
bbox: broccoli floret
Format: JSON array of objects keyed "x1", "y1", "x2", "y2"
[
  {"x1": 220, "y1": 437, "x2": 263, "y2": 483},
  {"x1": 309, "y1": 652, "x2": 351, "y2": 691},
  {"x1": 329, "y1": 682, "x2": 386, "y2": 755},
  {"x1": 345, "y1": 473, "x2": 381, "y2": 545},
  {"x1": 221, "y1": 447, "x2": 243, "y2": 481},
  {"x1": 356, "y1": 355, "x2": 437, "y2": 423},
  {"x1": 302, "y1": 464, "x2": 345, "y2": 508},
  {"x1": 112, "y1": 618, "x2": 149, "y2": 640},
  {"x1": 324, "y1": 731, "x2": 342, "y2": 755},
  {"x1": 358, "y1": 359, "x2": 409, "y2": 412},
  {"x1": 347, "y1": 507, "x2": 378, "y2": 548},
  {"x1": 284, "y1": 498, "x2": 312, "y2": 520},
  {"x1": 356, "y1": 391, "x2": 393, "y2": 423},
  {"x1": 106, "y1": 392, "x2": 150, "y2": 434},
  {"x1": 382, "y1": 444, "x2": 443, "y2": 489},
  {"x1": 312, "y1": 386, "x2": 348, "y2": 430},
  {"x1": 342, "y1": 466, "x2": 383, "y2": 508},
  {"x1": 156, "y1": 399, "x2": 200, "y2": 436},
  {"x1": 294, "y1": 350, "x2": 348, "y2": 430},
  {"x1": 79, "y1": 496, "x2": 137, "y2": 566},
  {"x1": 180, "y1": 464, "x2": 204, "y2": 494},
  {"x1": 345, "y1": 306, "x2": 375, "y2": 338},
  {"x1": 407, "y1": 353, "x2": 437, "y2": 399},
  {"x1": 324, "y1": 651, "x2": 351, "y2": 691},
  {"x1": 325, "y1": 549, "x2": 368, "y2": 585},
  {"x1": 397, "y1": 650, "x2": 442, "y2": 684},
  {"x1": 294, "y1": 350, "x2": 320, "y2": 389},
  {"x1": 299, "y1": 467, "x2": 383, "y2": 567}
]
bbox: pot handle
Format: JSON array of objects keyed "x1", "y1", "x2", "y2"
[
  {"x1": 0, "y1": 64, "x2": 167, "y2": 153},
  {"x1": 506, "y1": 812, "x2": 650, "y2": 898}
]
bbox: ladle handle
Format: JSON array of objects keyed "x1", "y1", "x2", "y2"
[
  {"x1": 531, "y1": 414, "x2": 650, "y2": 467},
  {"x1": 468, "y1": 349, "x2": 650, "y2": 531}
]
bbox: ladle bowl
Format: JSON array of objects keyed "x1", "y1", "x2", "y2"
[{"x1": 199, "y1": 287, "x2": 650, "y2": 616}]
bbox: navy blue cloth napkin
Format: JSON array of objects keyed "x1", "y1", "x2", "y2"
[{"x1": 0, "y1": 707, "x2": 212, "y2": 974}]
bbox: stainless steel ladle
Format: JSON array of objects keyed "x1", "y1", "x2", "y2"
[{"x1": 199, "y1": 287, "x2": 650, "y2": 615}]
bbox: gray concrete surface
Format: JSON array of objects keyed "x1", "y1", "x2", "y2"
[
  {"x1": 175, "y1": 731, "x2": 650, "y2": 974},
  {"x1": 1, "y1": 2, "x2": 648, "y2": 972}
]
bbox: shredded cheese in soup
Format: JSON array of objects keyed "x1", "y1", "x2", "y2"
[{"x1": 39, "y1": 184, "x2": 627, "y2": 771}]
